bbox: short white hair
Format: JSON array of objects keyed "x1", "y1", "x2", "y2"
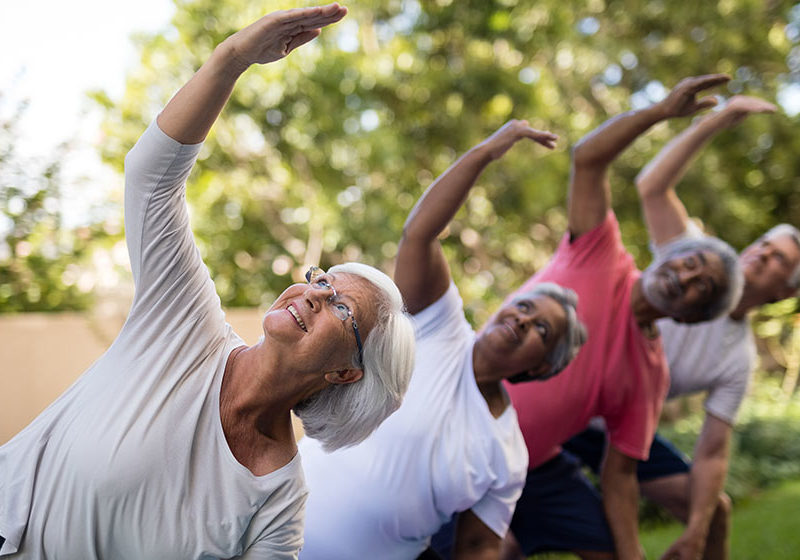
[
  {"x1": 293, "y1": 262, "x2": 415, "y2": 452},
  {"x1": 764, "y1": 224, "x2": 800, "y2": 292}
]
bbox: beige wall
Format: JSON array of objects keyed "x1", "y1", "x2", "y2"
[{"x1": 0, "y1": 308, "x2": 283, "y2": 445}]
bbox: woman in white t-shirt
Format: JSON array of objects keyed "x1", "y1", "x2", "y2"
[
  {"x1": 0, "y1": 5, "x2": 415, "y2": 559},
  {"x1": 298, "y1": 121, "x2": 587, "y2": 559}
]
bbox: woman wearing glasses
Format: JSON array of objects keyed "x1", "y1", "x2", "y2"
[
  {"x1": 299, "y1": 120, "x2": 587, "y2": 559},
  {"x1": 0, "y1": 5, "x2": 414, "y2": 559}
]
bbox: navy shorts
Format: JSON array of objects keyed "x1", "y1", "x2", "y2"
[
  {"x1": 510, "y1": 451, "x2": 615, "y2": 554},
  {"x1": 563, "y1": 426, "x2": 691, "y2": 481}
]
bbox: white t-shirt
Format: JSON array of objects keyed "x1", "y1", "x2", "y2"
[
  {"x1": 297, "y1": 283, "x2": 528, "y2": 559},
  {"x1": 654, "y1": 225, "x2": 756, "y2": 424},
  {"x1": 0, "y1": 121, "x2": 307, "y2": 559}
]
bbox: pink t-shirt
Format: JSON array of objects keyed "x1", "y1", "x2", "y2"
[{"x1": 504, "y1": 211, "x2": 669, "y2": 468}]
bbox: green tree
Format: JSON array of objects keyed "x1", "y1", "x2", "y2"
[
  {"x1": 95, "y1": 0, "x2": 800, "y2": 329},
  {"x1": 0, "y1": 98, "x2": 112, "y2": 312}
]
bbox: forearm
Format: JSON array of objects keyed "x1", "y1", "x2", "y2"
[
  {"x1": 402, "y1": 143, "x2": 494, "y2": 243},
  {"x1": 573, "y1": 105, "x2": 665, "y2": 170},
  {"x1": 601, "y1": 463, "x2": 644, "y2": 559},
  {"x1": 157, "y1": 40, "x2": 249, "y2": 144},
  {"x1": 636, "y1": 112, "x2": 728, "y2": 198},
  {"x1": 684, "y1": 451, "x2": 730, "y2": 542}
]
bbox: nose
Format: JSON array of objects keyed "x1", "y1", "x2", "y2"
[
  {"x1": 678, "y1": 266, "x2": 703, "y2": 285},
  {"x1": 303, "y1": 284, "x2": 331, "y2": 312}
]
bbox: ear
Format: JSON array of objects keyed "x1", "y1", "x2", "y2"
[{"x1": 323, "y1": 368, "x2": 364, "y2": 385}]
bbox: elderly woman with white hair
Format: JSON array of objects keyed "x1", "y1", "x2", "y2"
[
  {"x1": 0, "y1": 5, "x2": 415, "y2": 559},
  {"x1": 298, "y1": 120, "x2": 587, "y2": 559}
]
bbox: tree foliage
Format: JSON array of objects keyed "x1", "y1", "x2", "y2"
[
  {"x1": 88, "y1": 0, "x2": 800, "y2": 329},
  {"x1": 0, "y1": 99, "x2": 114, "y2": 312}
]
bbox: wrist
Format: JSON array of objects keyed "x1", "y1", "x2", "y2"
[
  {"x1": 214, "y1": 38, "x2": 251, "y2": 78},
  {"x1": 470, "y1": 142, "x2": 498, "y2": 166}
]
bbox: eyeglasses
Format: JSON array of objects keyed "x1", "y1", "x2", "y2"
[{"x1": 305, "y1": 266, "x2": 364, "y2": 369}]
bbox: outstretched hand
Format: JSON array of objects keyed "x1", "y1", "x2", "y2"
[
  {"x1": 715, "y1": 95, "x2": 777, "y2": 128},
  {"x1": 226, "y1": 3, "x2": 347, "y2": 68},
  {"x1": 657, "y1": 74, "x2": 731, "y2": 119},
  {"x1": 659, "y1": 532, "x2": 704, "y2": 560},
  {"x1": 480, "y1": 119, "x2": 558, "y2": 161}
]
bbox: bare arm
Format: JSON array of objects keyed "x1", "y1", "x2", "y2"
[
  {"x1": 601, "y1": 445, "x2": 644, "y2": 560},
  {"x1": 157, "y1": 4, "x2": 347, "y2": 143},
  {"x1": 659, "y1": 414, "x2": 732, "y2": 560},
  {"x1": 568, "y1": 74, "x2": 730, "y2": 239},
  {"x1": 395, "y1": 120, "x2": 557, "y2": 314},
  {"x1": 636, "y1": 95, "x2": 776, "y2": 245},
  {"x1": 452, "y1": 509, "x2": 503, "y2": 560}
]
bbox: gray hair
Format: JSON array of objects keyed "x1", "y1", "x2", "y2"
[
  {"x1": 512, "y1": 282, "x2": 587, "y2": 381},
  {"x1": 764, "y1": 224, "x2": 800, "y2": 292},
  {"x1": 651, "y1": 235, "x2": 743, "y2": 322},
  {"x1": 293, "y1": 262, "x2": 415, "y2": 452}
]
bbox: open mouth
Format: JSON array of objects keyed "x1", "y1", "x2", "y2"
[{"x1": 287, "y1": 304, "x2": 307, "y2": 332}]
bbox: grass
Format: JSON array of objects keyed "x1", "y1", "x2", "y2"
[{"x1": 529, "y1": 478, "x2": 800, "y2": 559}]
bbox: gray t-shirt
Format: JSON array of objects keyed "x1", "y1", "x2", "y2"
[
  {"x1": 654, "y1": 225, "x2": 756, "y2": 424},
  {"x1": 0, "y1": 121, "x2": 307, "y2": 558}
]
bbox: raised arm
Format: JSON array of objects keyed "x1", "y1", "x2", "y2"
[
  {"x1": 395, "y1": 120, "x2": 557, "y2": 315},
  {"x1": 157, "y1": 4, "x2": 347, "y2": 143},
  {"x1": 636, "y1": 95, "x2": 777, "y2": 245},
  {"x1": 568, "y1": 74, "x2": 730, "y2": 239}
]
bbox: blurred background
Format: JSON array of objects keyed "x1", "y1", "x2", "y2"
[{"x1": 2, "y1": 0, "x2": 800, "y2": 556}]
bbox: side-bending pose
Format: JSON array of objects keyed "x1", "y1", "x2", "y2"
[
  {"x1": 298, "y1": 120, "x2": 587, "y2": 559},
  {"x1": 500, "y1": 75, "x2": 744, "y2": 560},
  {"x1": 0, "y1": 5, "x2": 416, "y2": 559},
  {"x1": 564, "y1": 94, "x2": 800, "y2": 560}
]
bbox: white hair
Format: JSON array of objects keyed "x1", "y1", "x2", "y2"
[
  {"x1": 764, "y1": 224, "x2": 800, "y2": 292},
  {"x1": 293, "y1": 262, "x2": 415, "y2": 452}
]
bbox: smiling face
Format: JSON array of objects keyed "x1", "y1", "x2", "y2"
[
  {"x1": 476, "y1": 294, "x2": 568, "y2": 380},
  {"x1": 739, "y1": 232, "x2": 800, "y2": 304},
  {"x1": 262, "y1": 272, "x2": 379, "y2": 375},
  {"x1": 641, "y1": 249, "x2": 728, "y2": 322}
]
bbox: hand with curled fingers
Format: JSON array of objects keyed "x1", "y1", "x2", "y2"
[
  {"x1": 656, "y1": 74, "x2": 731, "y2": 119},
  {"x1": 224, "y1": 3, "x2": 347, "y2": 69},
  {"x1": 480, "y1": 119, "x2": 558, "y2": 161}
]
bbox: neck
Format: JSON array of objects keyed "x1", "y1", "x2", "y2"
[
  {"x1": 471, "y1": 341, "x2": 510, "y2": 418},
  {"x1": 630, "y1": 278, "x2": 666, "y2": 327},
  {"x1": 729, "y1": 286, "x2": 760, "y2": 321},
  {"x1": 220, "y1": 341, "x2": 324, "y2": 438}
]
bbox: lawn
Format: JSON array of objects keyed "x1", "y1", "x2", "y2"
[{"x1": 530, "y1": 478, "x2": 800, "y2": 559}]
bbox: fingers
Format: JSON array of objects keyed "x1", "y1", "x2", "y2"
[
  {"x1": 278, "y1": 3, "x2": 347, "y2": 30},
  {"x1": 694, "y1": 96, "x2": 719, "y2": 111},
  {"x1": 529, "y1": 129, "x2": 558, "y2": 149},
  {"x1": 285, "y1": 29, "x2": 322, "y2": 55},
  {"x1": 683, "y1": 73, "x2": 730, "y2": 95}
]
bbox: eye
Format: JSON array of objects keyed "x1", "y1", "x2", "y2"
[
  {"x1": 515, "y1": 300, "x2": 532, "y2": 312},
  {"x1": 314, "y1": 278, "x2": 332, "y2": 289},
  {"x1": 331, "y1": 301, "x2": 351, "y2": 320},
  {"x1": 535, "y1": 321, "x2": 549, "y2": 341},
  {"x1": 684, "y1": 255, "x2": 696, "y2": 269}
]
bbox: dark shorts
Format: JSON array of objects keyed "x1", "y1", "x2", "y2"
[
  {"x1": 563, "y1": 426, "x2": 691, "y2": 481},
  {"x1": 510, "y1": 450, "x2": 615, "y2": 554}
]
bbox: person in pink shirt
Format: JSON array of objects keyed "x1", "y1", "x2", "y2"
[{"x1": 500, "y1": 75, "x2": 744, "y2": 560}]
